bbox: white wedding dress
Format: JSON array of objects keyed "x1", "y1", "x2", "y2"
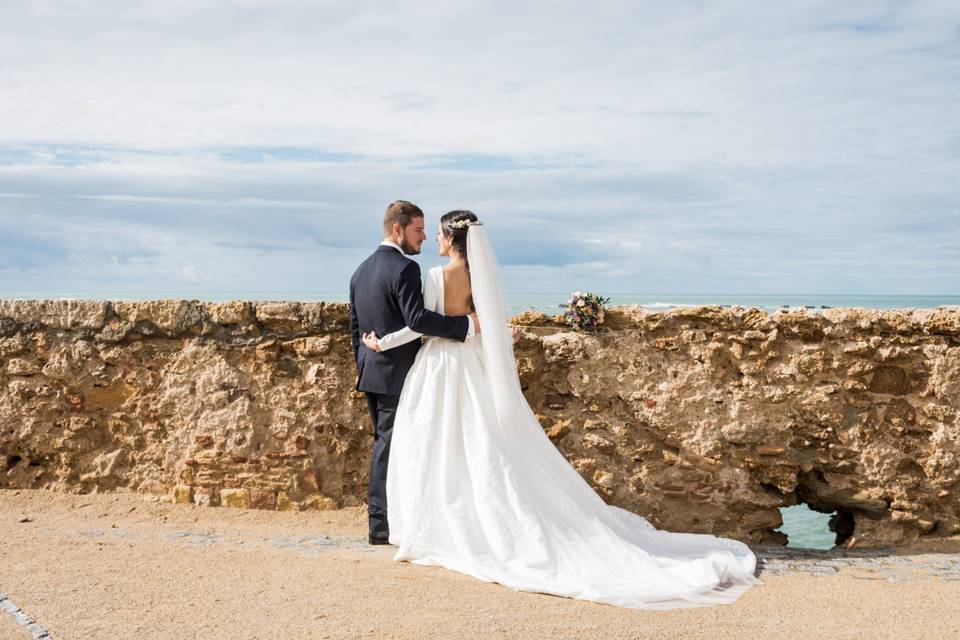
[{"x1": 380, "y1": 226, "x2": 760, "y2": 610}]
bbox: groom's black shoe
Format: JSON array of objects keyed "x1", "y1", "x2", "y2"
[{"x1": 368, "y1": 531, "x2": 390, "y2": 545}]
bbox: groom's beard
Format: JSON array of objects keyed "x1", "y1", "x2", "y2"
[{"x1": 399, "y1": 238, "x2": 421, "y2": 255}]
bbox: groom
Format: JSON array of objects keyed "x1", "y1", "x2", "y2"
[{"x1": 349, "y1": 200, "x2": 479, "y2": 545}]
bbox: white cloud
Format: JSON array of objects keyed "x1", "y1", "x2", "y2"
[{"x1": 0, "y1": 1, "x2": 958, "y2": 298}]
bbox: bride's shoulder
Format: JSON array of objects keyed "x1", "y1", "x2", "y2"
[{"x1": 426, "y1": 265, "x2": 444, "y2": 285}]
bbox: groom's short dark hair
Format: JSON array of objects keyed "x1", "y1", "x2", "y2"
[{"x1": 383, "y1": 200, "x2": 424, "y2": 233}]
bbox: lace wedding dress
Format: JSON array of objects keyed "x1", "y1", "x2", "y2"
[{"x1": 380, "y1": 225, "x2": 760, "y2": 610}]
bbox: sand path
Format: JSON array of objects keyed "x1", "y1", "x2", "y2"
[{"x1": 2, "y1": 489, "x2": 958, "y2": 640}]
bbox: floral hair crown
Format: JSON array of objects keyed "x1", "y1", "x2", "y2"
[{"x1": 447, "y1": 219, "x2": 482, "y2": 230}]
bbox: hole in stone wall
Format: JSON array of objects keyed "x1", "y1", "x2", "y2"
[
  {"x1": 5, "y1": 455, "x2": 22, "y2": 469},
  {"x1": 779, "y1": 468, "x2": 866, "y2": 548},
  {"x1": 775, "y1": 503, "x2": 838, "y2": 550}
]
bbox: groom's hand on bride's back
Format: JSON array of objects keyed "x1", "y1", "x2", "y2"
[{"x1": 470, "y1": 312, "x2": 480, "y2": 334}]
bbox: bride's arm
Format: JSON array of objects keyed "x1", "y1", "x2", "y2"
[{"x1": 369, "y1": 325, "x2": 423, "y2": 352}]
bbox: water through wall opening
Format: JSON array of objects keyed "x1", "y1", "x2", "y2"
[{"x1": 775, "y1": 503, "x2": 838, "y2": 550}]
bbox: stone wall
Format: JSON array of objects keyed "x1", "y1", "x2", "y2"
[{"x1": 1, "y1": 299, "x2": 958, "y2": 547}]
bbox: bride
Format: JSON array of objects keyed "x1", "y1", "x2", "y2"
[{"x1": 360, "y1": 210, "x2": 761, "y2": 610}]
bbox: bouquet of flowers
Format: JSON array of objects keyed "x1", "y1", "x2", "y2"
[{"x1": 560, "y1": 291, "x2": 611, "y2": 332}]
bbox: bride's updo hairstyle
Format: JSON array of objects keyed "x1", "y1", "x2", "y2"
[{"x1": 440, "y1": 210, "x2": 479, "y2": 270}]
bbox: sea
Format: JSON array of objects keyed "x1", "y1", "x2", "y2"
[
  {"x1": 6, "y1": 291, "x2": 957, "y2": 549},
  {"x1": 4, "y1": 291, "x2": 958, "y2": 316},
  {"x1": 502, "y1": 293, "x2": 960, "y2": 317}
]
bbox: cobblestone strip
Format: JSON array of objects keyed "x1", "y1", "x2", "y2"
[
  {"x1": 0, "y1": 592, "x2": 53, "y2": 639},
  {"x1": 754, "y1": 545, "x2": 960, "y2": 582},
  {"x1": 64, "y1": 524, "x2": 386, "y2": 556},
  {"x1": 29, "y1": 522, "x2": 960, "y2": 584}
]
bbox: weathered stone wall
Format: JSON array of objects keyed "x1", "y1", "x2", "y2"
[{"x1": 1, "y1": 299, "x2": 958, "y2": 547}]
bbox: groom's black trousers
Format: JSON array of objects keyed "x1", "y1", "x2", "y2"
[{"x1": 365, "y1": 391, "x2": 400, "y2": 536}]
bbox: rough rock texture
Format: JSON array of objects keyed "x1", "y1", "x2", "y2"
[{"x1": 1, "y1": 299, "x2": 958, "y2": 548}]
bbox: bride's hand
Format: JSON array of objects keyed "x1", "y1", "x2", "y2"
[
  {"x1": 362, "y1": 331, "x2": 382, "y2": 352},
  {"x1": 509, "y1": 325, "x2": 522, "y2": 343}
]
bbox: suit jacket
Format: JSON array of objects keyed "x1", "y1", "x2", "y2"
[{"x1": 349, "y1": 245, "x2": 469, "y2": 395}]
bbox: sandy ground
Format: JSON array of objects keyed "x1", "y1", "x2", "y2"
[{"x1": 1, "y1": 489, "x2": 959, "y2": 640}]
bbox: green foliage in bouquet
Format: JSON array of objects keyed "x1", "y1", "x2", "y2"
[{"x1": 560, "y1": 291, "x2": 611, "y2": 332}]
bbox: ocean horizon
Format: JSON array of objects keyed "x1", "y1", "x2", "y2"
[{"x1": 2, "y1": 292, "x2": 958, "y2": 317}]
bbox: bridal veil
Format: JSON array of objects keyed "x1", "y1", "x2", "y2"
[{"x1": 463, "y1": 223, "x2": 761, "y2": 609}]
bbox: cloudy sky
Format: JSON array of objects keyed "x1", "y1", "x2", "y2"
[{"x1": 1, "y1": 1, "x2": 958, "y2": 300}]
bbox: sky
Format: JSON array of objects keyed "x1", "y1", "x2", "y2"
[{"x1": 1, "y1": 1, "x2": 958, "y2": 299}]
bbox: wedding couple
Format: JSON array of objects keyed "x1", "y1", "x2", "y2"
[{"x1": 348, "y1": 200, "x2": 761, "y2": 610}]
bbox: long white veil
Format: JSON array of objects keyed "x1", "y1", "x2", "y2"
[
  {"x1": 465, "y1": 223, "x2": 760, "y2": 609},
  {"x1": 467, "y1": 223, "x2": 622, "y2": 491},
  {"x1": 467, "y1": 223, "x2": 643, "y2": 502},
  {"x1": 465, "y1": 224, "x2": 523, "y2": 428}
]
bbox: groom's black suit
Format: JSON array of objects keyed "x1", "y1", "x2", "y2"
[{"x1": 349, "y1": 244, "x2": 470, "y2": 538}]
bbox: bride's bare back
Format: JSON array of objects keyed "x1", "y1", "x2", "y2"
[{"x1": 443, "y1": 264, "x2": 474, "y2": 316}]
